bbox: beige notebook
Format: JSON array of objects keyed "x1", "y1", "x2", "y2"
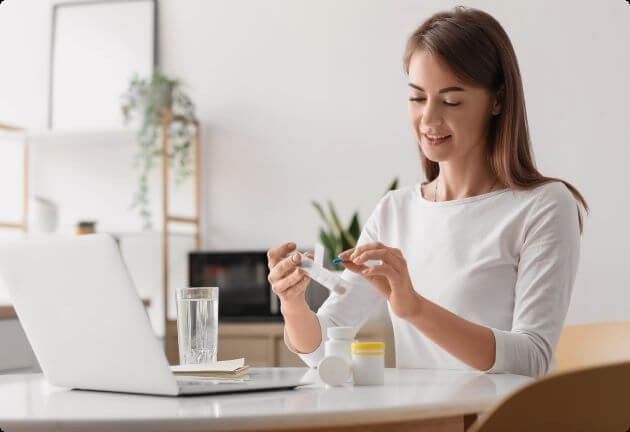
[{"x1": 170, "y1": 358, "x2": 249, "y2": 378}]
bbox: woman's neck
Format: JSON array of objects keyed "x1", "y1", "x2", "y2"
[{"x1": 429, "y1": 156, "x2": 502, "y2": 201}]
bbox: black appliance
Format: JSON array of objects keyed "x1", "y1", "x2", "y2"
[{"x1": 188, "y1": 251, "x2": 281, "y2": 322}]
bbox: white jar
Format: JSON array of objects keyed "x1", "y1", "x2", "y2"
[
  {"x1": 325, "y1": 326, "x2": 354, "y2": 365},
  {"x1": 351, "y1": 341, "x2": 385, "y2": 386},
  {"x1": 317, "y1": 355, "x2": 350, "y2": 387}
]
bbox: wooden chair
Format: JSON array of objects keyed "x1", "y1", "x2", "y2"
[
  {"x1": 554, "y1": 321, "x2": 630, "y2": 373},
  {"x1": 467, "y1": 360, "x2": 630, "y2": 431}
]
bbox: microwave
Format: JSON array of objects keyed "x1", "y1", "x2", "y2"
[{"x1": 188, "y1": 251, "x2": 281, "y2": 321}]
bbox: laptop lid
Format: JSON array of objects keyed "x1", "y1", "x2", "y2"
[{"x1": 0, "y1": 234, "x2": 180, "y2": 396}]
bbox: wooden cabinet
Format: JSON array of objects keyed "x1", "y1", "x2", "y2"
[{"x1": 165, "y1": 320, "x2": 395, "y2": 367}]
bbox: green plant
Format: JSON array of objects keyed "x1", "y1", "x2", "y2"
[
  {"x1": 121, "y1": 71, "x2": 197, "y2": 229},
  {"x1": 312, "y1": 178, "x2": 399, "y2": 270}
]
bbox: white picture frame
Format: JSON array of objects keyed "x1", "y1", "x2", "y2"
[{"x1": 48, "y1": 0, "x2": 157, "y2": 130}]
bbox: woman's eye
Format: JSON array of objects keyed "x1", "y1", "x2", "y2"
[{"x1": 408, "y1": 97, "x2": 460, "y2": 107}]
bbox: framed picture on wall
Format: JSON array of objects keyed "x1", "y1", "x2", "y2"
[{"x1": 48, "y1": 0, "x2": 157, "y2": 130}]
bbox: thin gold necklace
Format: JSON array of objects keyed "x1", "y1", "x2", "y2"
[{"x1": 434, "y1": 177, "x2": 499, "y2": 202}]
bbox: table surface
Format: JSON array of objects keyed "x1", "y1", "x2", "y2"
[{"x1": 0, "y1": 368, "x2": 533, "y2": 431}]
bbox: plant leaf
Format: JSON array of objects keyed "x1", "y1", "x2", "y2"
[
  {"x1": 328, "y1": 201, "x2": 356, "y2": 249},
  {"x1": 347, "y1": 212, "x2": 360, "y2": 246},
  {"x1": 327, "y1": 201, "x2": 343, "y2": 236},
  {"x1": 312, "y1": 201, "x2": 334, "y2": 232},
  {"x1": 386, "y1": 177, "x2": 399, "y2": 195},
  {"x1": 318, "y1": 229, "x2": 335, "y2": 261}
]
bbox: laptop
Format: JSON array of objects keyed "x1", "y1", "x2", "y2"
[{"x1": 0, "y1": 234, "x2": 311, "y2": 396}]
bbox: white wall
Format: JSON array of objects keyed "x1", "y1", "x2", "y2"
[{"x1": 0, "y1": 0, "x2": 628, "y2": 333}]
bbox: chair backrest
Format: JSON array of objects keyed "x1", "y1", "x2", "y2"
[
  {"x1": 555, "y1": 321, "x2": 630, "y2": 373},
  {"x1": 467, "y1": 360, "x2": 630, "y2": 432}
]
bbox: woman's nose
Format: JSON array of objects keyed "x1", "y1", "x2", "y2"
[{"x1": 421, "y1": 100, "x2": 444, "y2": 127}]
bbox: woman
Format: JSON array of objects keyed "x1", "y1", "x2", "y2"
[{"x1": 267, "y1": 6, "x2": 588, "y2": 378}]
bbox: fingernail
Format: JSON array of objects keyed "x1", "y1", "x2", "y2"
[{"x1": 291, "y1": 253, "x2": 300, "y2": 263}]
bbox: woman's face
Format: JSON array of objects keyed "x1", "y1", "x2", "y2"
[{"x1": 407, "y1": 50, "x2": 500, "y2": 164}]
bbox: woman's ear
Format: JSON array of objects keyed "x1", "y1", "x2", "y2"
[{"x1": 491, "y1": 85, "x2": 504, "y2": 116}]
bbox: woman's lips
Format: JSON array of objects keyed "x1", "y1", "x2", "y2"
[{"x1": 423, "y1": 134, "x2": 451, "y2": 146}]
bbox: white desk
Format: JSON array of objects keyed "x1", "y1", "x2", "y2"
[{"x1": 0, "y1": 368, "x2": 532, "y2": 432}]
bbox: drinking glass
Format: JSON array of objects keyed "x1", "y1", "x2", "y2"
[{"x1": 175, "y1": 287, "x2": 219, "y2": 364}]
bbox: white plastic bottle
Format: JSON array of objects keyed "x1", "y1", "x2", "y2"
[
  {"x1": 325, "y1": 326, "x2": 355, "y2": 365},
  {"x1": 317, "y1": 356, "x2": 350, "y2": 387},
  {"x1": 351, "y1": 341, "x2": 385, "y2": 386}
]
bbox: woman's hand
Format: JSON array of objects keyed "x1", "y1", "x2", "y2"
[
  {"x1": 339, "y1": 242, "x2": 424, "y2": 319},
  {"x1": 267, "y1": 242, "x2": 314, "y2": 314}
]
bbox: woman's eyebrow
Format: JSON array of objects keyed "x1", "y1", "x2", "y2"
[{"x1": 408, "y1": 83, "x2": 465, "y2": 93}]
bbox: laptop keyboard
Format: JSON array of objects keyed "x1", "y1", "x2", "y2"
[
  {"x1": 177, "y1": 378, "x2": 207, "y2": 386},
  {"x1": 176, "y1": 376, "x2": 250, "y2": 387},
  {"x1": 176, "y1": 376, "x2": 255, "y2": 395}
]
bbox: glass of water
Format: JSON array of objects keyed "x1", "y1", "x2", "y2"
[{"x1": 175, "y1": 287, "x2": 219, "y2": 365}]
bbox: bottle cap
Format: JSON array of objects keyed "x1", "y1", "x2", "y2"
[
  {"x1": 328, "y1": 326, "x2": 355, "y2": 340},
  {"x1": 317, "y1": 356, "x2": 350, "y2": 387},
  {"x1": 351, "y1": 341, "x2": 385, "y2": 355}
]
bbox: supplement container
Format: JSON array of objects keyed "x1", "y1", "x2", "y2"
[
  {"x1": 351, "y1": 341, "x2": 385, "y2": 386},
  {"x1": 317, "y1": 355, "x2": 350, "y2": 387},
  {"x1": 325, "y1": 326, "x2": 355, "y2": 364}
]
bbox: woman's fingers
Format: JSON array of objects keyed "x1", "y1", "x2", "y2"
[
  {"x1": 362, "y1": 262, "x2": 398, "y2": 280},
  {"x1": 268, "y1": 253, "x2": 301, "y2": 284},
  {"x1": 292, "y1": 273, "x2": 311, "y2": 296},
  {"x1": 338, "y1": 248, "x2": 355, "y2": 259},
  {"x1": 353, "y1": 249, "x2": 402, "y2": 271},
  {"x1": 349, "y1": 242, "x2": 384, "y2": 260},
  {"x1": 340, "y1": 260, "x2": 367, "y2": 273},
  {"x1": 272, "y1": 267, "x2": 308, "y2": 295},
  {"x1": 267, "y1": 242, "x2": 296, "y2": 269}
]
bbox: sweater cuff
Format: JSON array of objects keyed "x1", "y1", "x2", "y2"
[
  {"x1": 484, "y1": 327, "x2": 506, "y2": 374},
  {"x1": 283, "y1": 314, "x2": 328, "y2": 368}
]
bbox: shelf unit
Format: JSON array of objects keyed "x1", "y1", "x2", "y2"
[
  {"x1": 160, "y1": 110, "x2": 202, "y2": 364},
  {"x1": 0, "y1": 123, "x2": 28, "y2": 233},
  {"x1": 0, "y1": 119, "x2": 199, "y2": 355}
]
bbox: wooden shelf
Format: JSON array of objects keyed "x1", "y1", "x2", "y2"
[
  {"x1": 0, "y1": 123, "x2": 29, "y2": 233},
  {"x1": 161, "y1": 109, "x2": 202, "y2": 358}
]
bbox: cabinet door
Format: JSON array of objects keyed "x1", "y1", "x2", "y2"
[
  {"x1": 276, "y1": 339, "x2": 307, "y2": 367},
  {"x1": 218, "y1": 336, "x2": 274, "y2": 367}
]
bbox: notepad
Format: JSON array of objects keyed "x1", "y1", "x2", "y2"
[{"x1": 170, "y1": 358, "x2": 250, "y2": 378}]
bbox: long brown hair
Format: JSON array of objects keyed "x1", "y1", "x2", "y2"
[{"x1": 403, "y1": 6, "x2": 589, "y2": 233}]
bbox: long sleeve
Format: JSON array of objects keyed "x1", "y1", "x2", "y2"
[
  {"x1": 485, "y1": 183, "x2": 582, "y2": 378},
  {"x1": 284, "y1": 197, "x2": 389, "y2": 367}
]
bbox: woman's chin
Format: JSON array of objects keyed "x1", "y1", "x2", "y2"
[{"x1": 420, "y1": 144, "x2": 450, "y2": 162}]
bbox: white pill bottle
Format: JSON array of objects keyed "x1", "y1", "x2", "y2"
[
  {"x1": 351, "y1": 341, "x2": 385, "y2": 385},
  {"x1": 325, "y1": 326, "x2": 355, "y2": 364},
  {"x1": 319, "y1": 326, "x2": 355, "y2": 384}
]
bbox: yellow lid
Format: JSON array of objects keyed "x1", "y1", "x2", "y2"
[{"x1": 351, "y1": 342, "x2": 385, "y2": 350}]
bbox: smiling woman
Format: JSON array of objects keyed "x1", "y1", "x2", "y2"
[
  {"x1": 271, "y1": 6, "x2": 589, "y2": 379},
  {"x1": 402, "y1": 7, "x2": 588, "y2": 222}
]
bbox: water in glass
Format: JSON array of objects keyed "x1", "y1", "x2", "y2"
[{"x1": 176, "y1": 291, "x2": 218, "y2": 364}]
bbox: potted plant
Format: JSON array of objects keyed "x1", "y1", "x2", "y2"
[
  {"x1": 121, "y1": 71, "x2": 197, "y2": 229},
  {"x1": 312, "y1": 178, "x2": 399, "y2": 270}
]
